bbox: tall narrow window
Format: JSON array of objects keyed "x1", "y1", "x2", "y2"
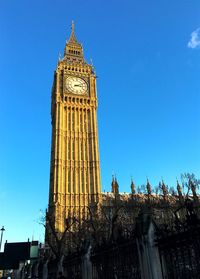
[
  {"x1": 76, "y1": 108, "x2": 79, "y2": 132},
  {"x1": 68, "y1": 139, "x2": 70, "y2": 160},
  {"x1": 68, "y1": 110, "x2": 71, "y2": 131},
  {"x1": 80, "y1": 111, "x2": 82, "y2": 132},
  {"x1": 87, "y1": 110, "x2": 91, "y2": 132},
  {"x1": 90, "y1": 167, "x2": 93, "y2": 191},
  {"x1": 85, "y1": 169, "x2": 88, "y2": 192},
  {"x1": 72, "y1": 140, "x2": 75, "y2": 161},
  {"x1": 84, "y1": 111, "x2": 87, "y2": 132},
  {"x1": 73, "y1": 169, "x2": 76, "y2": 193},
  {"x1": 71, "y1": 169, "x2": 74, "y2": 193},
  {"x1": 72, "y1": 140, "x2": 74, "y2": 160},
  {"x1": 89, "y1": 138, "x2": 93, "y2": 161},
  {"x1": 80, "y1": 141, "x2": 83, "y2": 161},
  {"x1": 72, "y1": 110, "x2": 75, "y2": 131},
  {"x1": 82, "y1": 169, "x2": 84, "y2": 193},
  {"x1": 85, "y1": 140, "x2": 87, "y2": 161},
  {"x1": 68, "y1": 169, "x2": 71, "y2": 191}
]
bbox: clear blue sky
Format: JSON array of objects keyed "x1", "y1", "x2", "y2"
[{"x1": 0, "y1": 0, "x2": 200, "y2": 245}]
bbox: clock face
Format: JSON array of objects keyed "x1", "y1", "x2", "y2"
[{"x1": 66, "y1": 77, "x2": 88, "y2": 95}]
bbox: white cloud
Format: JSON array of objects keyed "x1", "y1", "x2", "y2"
[{"x1": 188, "y1": 28, "x2": 200, "y2": 49}]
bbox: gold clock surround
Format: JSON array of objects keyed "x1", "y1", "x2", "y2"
[{"x1": 65, "y1": 76, "x2": 88, "y2": 95}]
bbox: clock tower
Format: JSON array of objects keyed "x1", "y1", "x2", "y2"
[{"x1": 48, "y1": 22, "x2": 101, "y2": 232}]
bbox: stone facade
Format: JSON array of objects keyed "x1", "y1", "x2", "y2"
[
  {"x1": 47, "y1": 23, "x2": 198, "y2": 240},
  {"x1": 48, "y1": 23, "x2": 101, "y2": 232}
]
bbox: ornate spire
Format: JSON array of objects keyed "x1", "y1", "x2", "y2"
[
  {"x1": 111, "y1": 175, "x2": 119, "y2": 195},
  {"x1": 68, "y1": 21, "x2": 79, "y2": 44},
  {"x1": 161, "y1": 180, "x2": 168, "y2": 197},
  {"x1": 146, "y1": 179, "x2": 152, "y2": 195},
  {"x1": 64, "y1": 21, "x2": 84, "y2": 62},
  {"x1": 131, "y1": 179, "x2": 135, "y2": 194}
]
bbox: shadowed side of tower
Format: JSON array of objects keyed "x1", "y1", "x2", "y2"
[{"x1": 48, "y1": 22, "x2": 101, "y2": 233}]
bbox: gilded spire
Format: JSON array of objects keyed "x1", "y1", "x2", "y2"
[
  {"x1": 64, "y1": 21, "x2": 84, "y2": 62},
  {"x1": 72, "y1": 20, "x2": 75, "y2": 31},
  {"x1": 68, "y1": 21, "x2": 79, "y2": 44}
]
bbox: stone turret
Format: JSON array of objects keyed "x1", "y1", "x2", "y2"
[
  {"x1": 146, "y1": 179, "x2": 152, "y2": 195},
  {"x1": 111, "y1": 176, "x2": 119, "y2": 195},
  {"x1": 131, "y1": 180, "x2": 135, "y2": 194}
]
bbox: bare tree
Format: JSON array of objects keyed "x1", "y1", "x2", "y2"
[{"x1": 39, "y1": 210, "x2": 78, "y2": 260}]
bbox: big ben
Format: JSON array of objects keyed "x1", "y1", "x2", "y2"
[{"x1": 48, "y1": 22, "x2": 101, "y2": 233}]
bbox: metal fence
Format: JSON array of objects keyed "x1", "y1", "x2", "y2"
[
  {"x1": 63, "y1": 253, "x2": 82, "y2": 279},
  {"x1": 156, "y1": 206, "x2": 200, "y2": 279},
  {"x1": 27, "y1": 202, "x2": 200, "y2": 279},
  {"x1": 91, "y1": 240, "x2": 141, "y2": 279},
  {"x1": 62, "y1": 239, "x2": 141, "y2": 279}
]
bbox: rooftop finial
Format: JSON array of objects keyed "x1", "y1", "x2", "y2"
[
  {"x1": 64, "y1": 21, "x2": 84, "y2": 61},
  {"x1": 131, "y1": 179, "x2": 135, "y2": 194},
  {"x1": 146, "y1": 178, "x2": 152, "y2": 195},
  {"x1": 72, "y1": 20, "x2": 75, "y2": 33},
  {"x1": 68, "y1": 20, "x2": 78, "y2": 44},
  {"x1": 111, "y1": 175, "x2": 119, "y2": 194},
  {"x1": 112, "y1": 174, "x2": 115, "y2": 182}
]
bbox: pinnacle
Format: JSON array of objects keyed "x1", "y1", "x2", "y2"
[{"x1": 68, "y1": 21, "x2": 79, "y2": 45}]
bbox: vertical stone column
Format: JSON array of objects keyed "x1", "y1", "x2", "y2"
[
  {"x1": 65, "y1": 107, "x2": 68, "y2": 194},
  {"x1": 92, "y1": 107, "x2": 100, "y2": 195},
  {"x1": 88, "y1": 109, "x2": 93, "y2": 196},
  {"x1": 78, "y1": 109, "x2": 82, "y2": 194},
  {"x1": 83, "y1": 110, "x2": 86, "y2": 197},
  {"x1": 53, "y1": 70, "x2": 64, "y2": 231},
  {"x1": 70, "y1": 108, "x2": 73, "y2": 212}
]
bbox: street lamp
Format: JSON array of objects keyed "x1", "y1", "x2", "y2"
[{"x1": 0, "y1": 226, "x2": 5, "y2": 252}]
